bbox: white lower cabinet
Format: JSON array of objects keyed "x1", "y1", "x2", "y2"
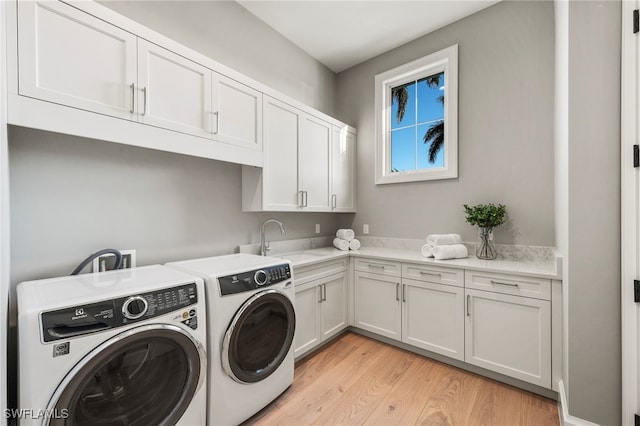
[
  {"x1": 402, "y1": 279, "x2": 464, "y2": 360},
  {"x1": 294, "y1": 271, "x2": 348, "y2": 358},
  {"x1": 352, "y1": 259, "x2": 556, "y2": 390},
  {"x1": 353, "y1": 271, "x2": 402, "y2": 340},
  {"x1": 465, "y1": 288, "x2": 551, "y2": 388}
]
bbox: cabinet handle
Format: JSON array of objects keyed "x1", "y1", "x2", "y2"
[
  {"x1": 490, "y1": 280, "x2": 519, "y2": 288},
  {"x1": 332, "y1": 194, "x2": 337, "y2": 209},
  {"x1": 212, "y1": 111, "x2": 219, "y2": 134},
  {"x1": 467, "y1": 295, "x2": 471, "y2": 316},
  {"x1": 402, "y1": 284, "x2": 406, "y2": 303},
  {"x1": 367, "y1": 263, "x2": 386, "y2": 269},
  {"x1": 420, "y1": 271, "x2": 441, "y2": 278},
  {"x1": 318, "y1": 285, "x2": 323, "y2": 303},
  {"x1": 303, "y1": 191, "x2": 308, "y2": 207},
  {"x1": 129, "y1": 83, "x2": 135, "y2": 113},
  {"x1": 322, "y1": 283, "x2": 327, "y2": 302},
  {"x1": 298, "y1": 191, "x2": 304, "y2": 208},
  {"x1": 141, "y1": 87, "x2": 147, "y2": 116},
  {"x1": 395, "y1": 283, "x2": 400, "y2": 301}
]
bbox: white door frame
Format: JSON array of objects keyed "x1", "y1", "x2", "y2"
[
  {"x1": 622, "y1": 0, "x2": 639, "y2": 424},
  {"x1": 0, "y1": 0, "x2": 9, "y2": 424}
]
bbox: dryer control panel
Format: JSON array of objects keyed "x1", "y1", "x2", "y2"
[
  {"x1": 40, "y1": 282, "x2": 198, "y2": 342},
  {"x1": 218, "y1": 263, "x2": 292, "y2": 296}
]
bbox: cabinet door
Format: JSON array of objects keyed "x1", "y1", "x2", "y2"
[
  {"x1": 331, "y1": 126, "x2": 356, "y2": 212},
  {"x1": 299, "y1": 114, "x2": 331, "y2": 211},
  {"x1": 137, "y1": 39, "x2": 212, "y2": 138},
  {"x1": 294, "y1": 281, "x2": 321, "y2": 358},
  {"x1": 262, "y1": 96, "x2": 300, "y2": 210},
  {"x1": 320, "y1": 272, "x2": 348, "y2": 340},
  {"x1": 465, "y1": 289, "x2": 551, "y2": 387},
  {"x1": 212, "y1": 73, "x2": 262, "y2": 150},
  {"x1": 402, "y1": 279, "x2": 464, "y2": 360},
  {"x1": 18, "y1": 1, "x2": 137, "y2": 120},
  {"x1": 354, "y1": 271, "x2": 401, "y2": 341}
]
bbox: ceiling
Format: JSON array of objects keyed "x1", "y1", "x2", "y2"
[{"x1": 236, "y1": 0, "x2": 500, "y2": 73}]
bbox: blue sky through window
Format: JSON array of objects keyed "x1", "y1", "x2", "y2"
[{"x1": 390, "y1": 72, "x2": 445, "y2": 172}]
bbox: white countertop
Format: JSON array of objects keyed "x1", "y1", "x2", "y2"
[{"x1": 278, "y1": 246, "x2": 561, "y2": 280}]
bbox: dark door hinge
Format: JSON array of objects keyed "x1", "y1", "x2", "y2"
[
  {"x1": 634, "y1": 145, "x2": 639, "y2": 167},
  {"x1": 635, "y1": 280, "x2": 640, "y2": 303},
  {"x1": 634, "y1": 9, "x2": 639, "y2": 33}
]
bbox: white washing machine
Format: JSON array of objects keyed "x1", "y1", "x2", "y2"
[
  {"x1": 16, "y1": 265, "x2": 207, "y2": 426},
  {"x1": 166, "y1": 253, "x2": 295, "y2": 426}
]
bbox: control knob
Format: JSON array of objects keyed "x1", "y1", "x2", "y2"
[
  {"x1": 254, "y1": 270, "x2": 269, "y2": 286},
  {"x1": 122, "y1": 296, "x2": 148, "y2": 320}
]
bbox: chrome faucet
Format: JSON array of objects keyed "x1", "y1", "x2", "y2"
[{"x1": 260, "y1": 219, "x2": 285, "y2": 256}]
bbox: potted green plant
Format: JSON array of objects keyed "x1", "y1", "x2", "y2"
[{"x1": 463, "y1": 203, "x2": 506, "y2": 260}]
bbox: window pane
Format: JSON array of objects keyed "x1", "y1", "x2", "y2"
[
  {"x1": 391, "y1": 81, "x2": 416, "y2": 129},
  {"x1": 391, "y1": 127, "x2": 416, "y2": 172},
  {"x1": 418, "y1": 122, "x2": 445, "y2": 168},
  {"x1": 417, "y1": 72, "x2": 445, "y2": 124}
]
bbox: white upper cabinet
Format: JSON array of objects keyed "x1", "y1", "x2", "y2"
[
  {"x1": 18, "y1": 1, "x2": 137, "y2": 120},
  {"x1": 258, "y1": 95, "x2": 301, "y2": 211},
  {"x1": 212, "y1": 74, "x2": 262, "y2": 150},
  {"x1": 299, "y1": 114, "x2": 331, "y2": 211},
  {"x1": 331, "y1": 126, "x2": 356, "y2": 212},
  {"x1": 11, "y1": 0, "x2": 352, "y2": 171},
  {"x1": 137, "y1": 39, "x2": 212, "y2": 138},
  {"x1": 243, "y1": 96, "x2": 352, "y2": 212},
  {"x1": 242, "y1": 96, "x2": 356, "y2": 212}
]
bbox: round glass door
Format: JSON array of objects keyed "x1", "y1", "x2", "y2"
[
  {"x1": 47, "y1": 325, "x2": 204, "y2": 426},
  {"x1": 222, "y1": 289, "x2": 295, "y2": 384}
]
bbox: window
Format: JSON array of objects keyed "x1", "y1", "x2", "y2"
[{"x1": 375, "y1": 45, "x2": 458, "y2": 184}]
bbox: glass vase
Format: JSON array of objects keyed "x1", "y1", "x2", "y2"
[{"x1": 476, "y1": 227, "x2": 497, "y2": 260}]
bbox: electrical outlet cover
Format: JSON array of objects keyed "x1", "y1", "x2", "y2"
[{"x1": 92, "y1": 249, "x2": 136, "y2": 273}]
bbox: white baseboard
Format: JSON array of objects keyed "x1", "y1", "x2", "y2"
[{"x1": 558, "y1": 380, "x2": 601, "y2": 426}]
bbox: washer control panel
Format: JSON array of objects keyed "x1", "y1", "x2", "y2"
[
  {"x1": 219, "y1": 263, "x2": 291, "y2": 296},
  {"x1": 41, "y1": 282, "x2": 199, "y2": 342}
]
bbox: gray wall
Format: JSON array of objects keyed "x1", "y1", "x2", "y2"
[
  {"x1": 335, "y1": 1, "x2": 555, "y2": 245},
  {"x1": 8, "y1": 1, "x2": 349, "y2": 308},
  {"x1": 99, "y1": 0, "x2": 336, "y2": 116},
  {"x1": 564, "y1": 1, "x2": 621, "y2": 424}
]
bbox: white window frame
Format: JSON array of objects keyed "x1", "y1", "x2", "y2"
[{"x1": 375, "y1": 44, "x2": 458, "y2": 184}]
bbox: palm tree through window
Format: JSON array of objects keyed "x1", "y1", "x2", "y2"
[
  {"x1": 375, "y1": 44, "x2": 457, "y2": 184},
  {"x1": 390, "y1": 72, "x2": 445, "y2": 172}
]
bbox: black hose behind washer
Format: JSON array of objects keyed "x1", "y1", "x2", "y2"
[{"x1": 70, "y1": 248, "x2": 123, "y2": 275}]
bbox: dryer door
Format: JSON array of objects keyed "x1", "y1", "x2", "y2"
[
  {"x1": 222, "y1": 289, "x2": 296, "y2": 383},
  {"x1": 46, "y1": 324, "x2": 205, "y2": 426}
]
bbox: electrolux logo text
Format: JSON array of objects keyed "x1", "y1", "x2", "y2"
[{"x1": 3, "y1": 408, "x2": 70, "y2": 420}]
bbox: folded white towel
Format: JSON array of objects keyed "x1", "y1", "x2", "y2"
[
  {"x1": 349, "y1": 239, "x2": 361, "y2": 251},
  {"x1": 333, "y1": 237, "x2": 349, "y2": 251},
  {"x1": 431, "y1": 244, "x2": 468, "y2": 260},
  {"x1": 426, "y1": 234, "x2": 462, "y2": 246},
  {"x1": 336, "y1": 229, "x2": 355, "y2": 241},
  {"x1": 421, "y1": 243, "x2": 434, "y2": 258}
]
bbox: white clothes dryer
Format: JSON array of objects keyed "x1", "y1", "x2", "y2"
[
  {"x1": 16, "y1": 265, "x2": 207, "y2": 426},
  {"x1": 166, "y1": 253, "x2": 295, "y2": 426}
]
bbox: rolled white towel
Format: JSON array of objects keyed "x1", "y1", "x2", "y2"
[
  {"x1": 349, "y1": 239, "x2": 361, "y2": 251},
  {"x1": 431, "y1": 244, "x2": 468, "y2": 260},
  {"x1": 336, "y1": 229, "x2": 355, "y2": 241},
  {"x1": 426, "y1": 234, "x2": 462, "y2": 246},
  {"x1": 333, "y1": 237, "x2": 349, "y2": 251},
  {"x1": 421, "y1": 243, "x2": 434, "y2": 258}
]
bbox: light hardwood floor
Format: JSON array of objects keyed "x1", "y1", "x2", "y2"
[{"x1": 244, "y1": 332, "x2": 559, "y2": 426}]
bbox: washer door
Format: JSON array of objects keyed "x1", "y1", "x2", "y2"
[
  {"x1": 46, "y1": 324, "x2": 205, "y2": 426},
  {"x1": 222, "y1": 289, "x2": 295, "y2": 384}
]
